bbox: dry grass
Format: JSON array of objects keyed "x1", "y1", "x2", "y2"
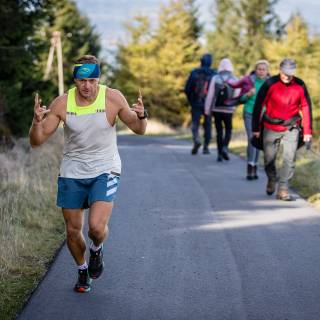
[{"x1": 0, "y1": 131, "x2": 65, "y2": 320}]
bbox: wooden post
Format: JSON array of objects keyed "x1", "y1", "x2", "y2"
[
  {"x1": 43, "y1": 39, "x2": 55, "y2": 81},
  {"x1": 43, "y1": 31, "x2": 64, "y2": 95},
  {"x1": 54, "y1": 31, "x2": 64, "y2": 96}
]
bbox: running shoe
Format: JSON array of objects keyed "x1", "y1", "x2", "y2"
[
  {"x1": 74, "y1": 268, "x2": 92, "y2": 293},
  {"x1": 88, "y1": 246, "x2": 104, "y2": 279}
]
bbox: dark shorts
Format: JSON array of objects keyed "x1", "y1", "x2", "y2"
[{"x1": 57, "y1": 173, "x2": 120, "y2": 209}]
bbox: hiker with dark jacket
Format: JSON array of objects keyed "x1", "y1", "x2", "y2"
[
  {"x1": 252, "y1": 59, "x2": 312, "y2": 201},
  {"x1": 185, "y1": 53, "x2": 216, "y2": 155},
  {"x1": 205, "y1": 58, "x2": 239, "y2": 162},
  {"x1": 228, "y1": 60, "x2": 269, "y2": 180}
]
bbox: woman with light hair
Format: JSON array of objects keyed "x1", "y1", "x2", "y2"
[
  {"x1": 228, "y1": 59, "x2": 270, "y2": 179},
  {"x1": 205, "y1": 58, "x2": 239, "y2": 162}
]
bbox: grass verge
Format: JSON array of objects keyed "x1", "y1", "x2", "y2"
[{"x1": 0, "y1": 131, "x2": 65, "y2": 320}]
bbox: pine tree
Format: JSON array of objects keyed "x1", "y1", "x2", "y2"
[
  {"x1": 0, "y1": 0, "x2": 102, "y2": 136},
  {"x1": 206, "y1": 0, "x2": 242, "y2": 71},
  {"x1": 112, "y1": 0, "x2": 202, "y2": 126},
  {"x1": 0, "y1": 0, "x2": 44, "y2": 137},
  {"x1": 239, "y1": 0, "x2": 281, "y2": 71},
  {"x1": 206, "y1": 0, "x2": 280, "y2": 73}
]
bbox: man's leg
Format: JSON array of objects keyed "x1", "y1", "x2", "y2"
[
  {"x1": 203, "y1": 112, "x2": 212, "y2": 154},
  {"x1": 88, "y1": 201, "x2": 113, "y2": 246},
  {"x1": 191, "y1": 109, "x2": 202, "y2": 154},
  {"x1": 62, "y1": 208, "x2": 86, "y2": 265},
  {"x1": 63, "y1": 208, "x2": 91, "y2": 293},
  {"x1": 87, "y1": 201, "x2": 113, "y2": 278},
  {"x1": 263, "y1": 128, "x2": 282, "y2": 195},
  {"x1": 277, "y1": 129, "x2": 298, "y2": 200}
]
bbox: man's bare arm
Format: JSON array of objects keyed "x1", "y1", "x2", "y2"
[
  {"x1": 29, "y1": 94, "x2": 66, "y2": 147},
  {"x1": 110, "y1": 89, "x2": 147, "y2": 135}
]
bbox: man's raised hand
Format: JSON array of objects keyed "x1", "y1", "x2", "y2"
[
  {"x1": 131, "y1": 88, "x2": 145, "y2": 118},
  {"x1": 34, "y1": 93, "x2": 50, "y2": 123}
]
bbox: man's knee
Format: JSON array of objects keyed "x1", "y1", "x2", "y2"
[
  {"x1": 66, "y1": 225, "x2": 82, "y2": 242},
  {"x1": 89, "y1": 224, "x2": 108, "y2": 240}
]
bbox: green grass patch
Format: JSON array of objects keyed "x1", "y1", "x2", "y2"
[{"x1": 0, "y1": 132, "x2": 65, "y2": 320}]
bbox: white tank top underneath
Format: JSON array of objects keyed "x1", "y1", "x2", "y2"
[{"x1": 59, "y1": 85, "x2": 121, "y2": 179}]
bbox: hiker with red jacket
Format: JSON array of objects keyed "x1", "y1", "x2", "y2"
[
  {"x1": 252, "y1": 59, "x2": 312, "y2": 201},
  {"x1": 185, "y1": 54, "x2": 216, "y2": 155}
]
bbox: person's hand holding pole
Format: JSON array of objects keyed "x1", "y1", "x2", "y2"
[
  {"x1": 33, "y1": 93, "x2": 50, "y2": 124},
  {"x1": 252, "y1": 131, "x2": 260, "y2": 138}
]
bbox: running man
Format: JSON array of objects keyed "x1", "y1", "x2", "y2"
[{"x1": 29, "y1": 55, "x2": 147, "y2": 292}]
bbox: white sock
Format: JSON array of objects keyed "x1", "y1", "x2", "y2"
[
  {"x1": 90, "y1": 242, "x2": 102, "y2": 252},
  {"x1": 78, "y1": 262, "x2": 88, "y2": 270}
]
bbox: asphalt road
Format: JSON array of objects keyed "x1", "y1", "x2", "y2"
[{"x1": 18, "y1": 135, "x2": 320, "y2": 320}]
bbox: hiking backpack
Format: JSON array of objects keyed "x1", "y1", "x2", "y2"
[
  {"x1": 192, "y1": 70, "x2": 212, "y2": 103},
  {"x1": 214, "y1": 74, "x2": 233, "y2": 107}
]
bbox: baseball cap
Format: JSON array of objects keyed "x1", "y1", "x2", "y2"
[{"x1": 280, "y1": 58, "x2": 296, "y2": 76}]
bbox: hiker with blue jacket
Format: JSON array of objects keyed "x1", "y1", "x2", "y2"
[
  {"x1": 205, "y1": 58, "x2": 239, "y2": 162},
  {"x1": 185, "y1": 53, "x2": 216, "y2": 155}
]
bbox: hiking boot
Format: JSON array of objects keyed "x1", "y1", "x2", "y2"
[
  {"x1": 221, "y1": 150, "x2": 229, "y2": 161},
  {"x1": 276, "y1": 188, "x2": 293, "y2": 201},
  {"x1": 246, "y1": 164, "x2": 254, "y2": 180},
  {"x1": 88, "y1": 246, "x2": 104, "y2": 279},
  {"x1": 203, "y1": 146, "x2": 210, "y2": 154},
  {"x1": 191, "y1": 142, "x2": 201, "y2": 155},
  {"x1": 266, "y1": 179, "x2": 276, "y2": 195},
  {"x1": 74, "y1": 268, "x2": 92, "y2": 293},
  {"x1": 253, "y1": 165, "x2": 258, "y2": 179}
]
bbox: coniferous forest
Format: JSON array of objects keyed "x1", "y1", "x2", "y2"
[{"x1": 0, "y1": 0, "x2": 319, "y2": 138}]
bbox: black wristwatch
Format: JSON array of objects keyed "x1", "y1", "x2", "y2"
[{"x1": 137, "y1": 109, "x2": 148, "y2": 120}]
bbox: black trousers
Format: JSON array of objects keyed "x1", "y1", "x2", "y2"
[
  {"x1": 212, "y1": 112, "x2": 233, "y2": 154},
  {"x1": 191, "y1": 108, "x2": 212, "y2": 147}
]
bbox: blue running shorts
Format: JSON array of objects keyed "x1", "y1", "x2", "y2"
[{"x1": 57, "y1": 172, "x2": 120, "y2": 209}]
